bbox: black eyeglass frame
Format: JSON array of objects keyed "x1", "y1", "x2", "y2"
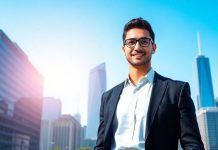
[{"x1": 124, "y1": 37, "x2": 154, "y2": 48}]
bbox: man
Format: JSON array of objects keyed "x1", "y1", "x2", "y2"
[{"x1": 95, "y1": 18, "x2": 204, "y2": 150}]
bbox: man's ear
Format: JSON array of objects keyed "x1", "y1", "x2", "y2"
[
  {"x1": 152, "y1": 43, "x2": 157, "y2": 54},
  {"x1": 122, "y1": 46, "x2": 125, "y2": 54}
]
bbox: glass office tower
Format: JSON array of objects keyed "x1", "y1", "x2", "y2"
[
  {"x1": 195, "y1": 33, "x2": 217, "y2": 150},
  {"x1": 195, "y1": 33, "x2": 215, "y2": 109},
  {"x1": 0, "y1": 30, "x2": 43, "y2": 150},
  {"x1": 86, "y1": 63, "x2": 106, "y2": 140},
  {"x1": 196, "y1": 55, "x2": 215, "y2": 108}
]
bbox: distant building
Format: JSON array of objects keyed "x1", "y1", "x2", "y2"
[
  {"x1": 0, "y1": 30, "x2": 43, "y2": 150},
  {"x1": 86, "y1": 63, "x2": 106, "y2": 140},
  {"x1": 41, "y1": 97, "x2": 61, "y2": 120},
  {"x1": 195, "y1": 33, "x2": 215, "y2": 109},
  {"x1": 196, "y1": 55, "x2": 215, "y2": 109},
  {"x1": 82, "y1": 138, "x2": 96, "y2": 149},
  {"x1": 52, "y1": 114, "x2": 82, "y2": 150},
  {"x1": 197, "y1": 108, "x2": 218, "y2": 150},
  {"x1": 216, "y1": 97, "x2": 218, "y2": 107},
  {"x1": 73, "y1": 112, "x2": 81, "y2": 124},
  {"x1": 40, "y1": 97, "x2": 61, "y2": 150},
  {"x1": 80, "y1": 126, "x2": 87, "y2": 147}
]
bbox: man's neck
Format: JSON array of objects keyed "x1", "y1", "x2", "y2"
[{"x1": 129, "y1": 65, "x2": 151, "y2": 85}]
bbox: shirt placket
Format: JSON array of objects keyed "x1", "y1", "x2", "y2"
[
  {"x1": 130, "y1": 85, "x2": 141, "y2": 143},
  {"x1": 132, "y1": 79, "x2": 148, "y2": 145},
  {"x1": 126, "y1": 86, "x2": 136, "y2": 142}
]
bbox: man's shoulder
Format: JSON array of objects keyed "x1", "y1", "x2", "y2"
[{"x1": 155, "y1": 72, "x2": 188, "y2": 87}]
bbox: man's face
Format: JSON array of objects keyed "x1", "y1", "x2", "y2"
[{"x1": 122, "y1": 28, "x2": 156, "y2": 67}]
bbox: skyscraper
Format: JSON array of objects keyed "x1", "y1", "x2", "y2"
[
  {"x1": 216, "y1": 97, "x2": 218, "y2": 107},
  {"x1": 195, "y1": 33, "x2": 217, "y2": 149},
  {"x1": 197, "y1": 108, "x2": 218, "y2": 150},
  {"x1": 0, "y1": 30, "x2": 43, "y2": 150},
  {"x1": 40, "y1": 97, "x2": 61, "y2": 150},
  {"x1": 195, "y1": 33, "x2": 215, "y2": 109},
  {"x1": 86, "y1": 63, "x2": 106, "y2": 140}
]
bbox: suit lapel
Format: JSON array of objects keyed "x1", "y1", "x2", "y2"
[
  {"x1": 104, "y1": 82, "x2": 124, "y2": 141},
  {"x1": 145, "y1": 73, "x2": 168, "y2": 141},
  {"x1": 107, "y1": 82, "x2": 124, "y2": 124}
]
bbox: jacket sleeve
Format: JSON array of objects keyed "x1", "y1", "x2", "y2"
[
  {"x1": 94, "y1": 93, "x2": 105, "y2": 150},
  {"x1": 179, "y1": 83, "x2": 205, "y2": 150}
]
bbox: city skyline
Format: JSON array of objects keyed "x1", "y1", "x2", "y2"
[{"x1": 0, "y1": 0, "x2": 217, "y2": 125}]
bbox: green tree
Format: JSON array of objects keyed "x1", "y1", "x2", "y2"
[
  {"x1": 53, "y1": 146, "x2": 60, "y2": 150},
  {"x1": 77, "y1": 147, "x2": 93, "y2": 150}
]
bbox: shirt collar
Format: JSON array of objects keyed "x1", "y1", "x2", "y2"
[{"x1": 124, "y1": 68, "x2": 155, "y2": 87}]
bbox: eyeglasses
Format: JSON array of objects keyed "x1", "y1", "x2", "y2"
[{"x1": 124, "y1": 37, "x2": 153, "y2": 48}]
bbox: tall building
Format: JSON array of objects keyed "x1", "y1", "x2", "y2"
[
  {"x1": 195, "y1": 33, "x2": 215, "y2": 109},
  {"x1": 216, "y1": 97, "x2": 218, "y2": 107},
  {"x1": 73, "y1": 113, "x2": 81, "y2": 124},
  {"x1": 40, "y1": 97, "x2": 61, "y2": 150},
  {"x1": 197, "y1": 108, "x2": 218, "y2": 150},
  {"x1": 86, "y1": 63, "x2": 106, "y2": 140},
  {"x1": 52, "y1": 114, "x2": 82, "y2": 150},
  {"x1": 0, "y1": 30, "x2": 43, "y2": 149}
]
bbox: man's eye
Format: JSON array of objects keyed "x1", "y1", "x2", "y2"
[
  {"x1": 128, "y1": 40, "x2": 136, "y2": 45},
  {"x1": 140, "y1": 39, "x2": 149, "y2": 44}
]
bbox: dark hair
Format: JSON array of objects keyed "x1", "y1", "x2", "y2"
[{"x1": 122, "y1": 17, "x2": 155, "y2": 43}]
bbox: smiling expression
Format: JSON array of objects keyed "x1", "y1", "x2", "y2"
[{"x1": 122, "y1": 28, "x2": 156, "y2": 68}]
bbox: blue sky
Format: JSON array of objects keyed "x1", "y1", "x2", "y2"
[{"x1": 0, "y1": 0, "x2": 217, "y2": 125}]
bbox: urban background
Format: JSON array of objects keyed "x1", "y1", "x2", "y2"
[{"x1": 0, "y1": 1, "x2": 218, "y2": 150}]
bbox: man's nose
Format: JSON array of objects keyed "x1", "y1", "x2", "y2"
[{"x1": 134, "y1": 41, "x2": 141, "y2": 50}]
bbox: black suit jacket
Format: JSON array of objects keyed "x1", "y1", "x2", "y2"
[{"x1": 95, "y1": 72, "x2": 204, "y2": 150}]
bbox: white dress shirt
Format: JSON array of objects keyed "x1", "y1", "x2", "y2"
[{"x1": 113, "y1": 68, "x2": 155, "y2": 150}]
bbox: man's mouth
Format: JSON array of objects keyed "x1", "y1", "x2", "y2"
[{"x1": 132, "y1": 52, "x2": 145, "y2": 57}]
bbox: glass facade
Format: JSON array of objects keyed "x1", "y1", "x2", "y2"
[
  {"x1": 216, "y1": 98, "x2": 218, "y2": 107},
  {"x1": 0, "y1": 30, "x2": 43, "y2": 150},
  {"x1": 196, "y1": 55, "x2": 215, "y2": 108},
  {"x1": 86, "y1": 63, "x2": 106, "y2": 140},
  {"x1": 197, "y1": 108, "x2": 218, "y2": 150}
]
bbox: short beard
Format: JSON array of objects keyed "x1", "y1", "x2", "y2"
[{"x1": 127, "y1": 55, "x2": 152, "y2": 67}]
